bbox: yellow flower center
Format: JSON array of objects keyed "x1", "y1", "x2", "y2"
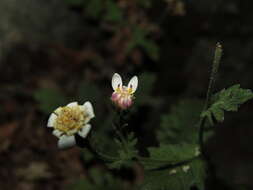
[
  {"x1": 116, "y1": 86, "x2": 133, "y2": 98},
  {"x1": 54, "y1": 106, "x2": 86, "y2": 135}
]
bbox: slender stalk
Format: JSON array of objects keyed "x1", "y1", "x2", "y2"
[
  {"x1": 199, "y1": 43, "x2": 223, "y2": 155},
  {"x1": 113, "y1": 110, "x2": 129, "y2": 153},
  {"x1": 204, "y1": 42, "x2": 222, "y2": 110},
  {"x1": 198, "y1": 117, "x2": 206, "y2": 156}
]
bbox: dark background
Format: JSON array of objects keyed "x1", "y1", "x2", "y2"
[{"x1": 1, "y1": 0, "x2": 253, "y2": 189}]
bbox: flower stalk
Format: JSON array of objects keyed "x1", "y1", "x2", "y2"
[{"x1": 199, "y1": 43, "x2": 223, "y2": 156}]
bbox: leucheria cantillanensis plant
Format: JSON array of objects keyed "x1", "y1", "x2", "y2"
[{"x1": 46, "y1": 43, "x2": 253, "y2": 190}]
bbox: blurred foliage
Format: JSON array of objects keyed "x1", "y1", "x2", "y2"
[
  {"x1": 135, "y1": 72, "x2": 158, "y2": 106},
  {"x1": 104, "y1": 0, "x2": 123, "y2": 23},
  {"x1": 77, "y1": 82, "x2": 102, "y2": 106},
  {"x1": 126, "y1": 26, "x2": 159, "y2": 61},
  {"x1": 157, "y1": 100, "x2": 203, "y2": 144},
  {"x1": 34, "y1": 88, "x2": 67, "y2": 114},
  {"x1": 68, "y1": 167, "x2": 125, "y2": 190},
  {"x1": 63, "y1": 0, "x2": 159, "y2": 61}
]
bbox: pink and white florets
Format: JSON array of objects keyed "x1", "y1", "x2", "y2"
[{"x1": 111, "y1": 73, "x2": 138, "y2": 110}]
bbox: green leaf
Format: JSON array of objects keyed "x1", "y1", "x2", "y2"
[
  {"x1": 34, "y1": 88, "x2": 67, "y2": 114},
  {"x1": 140, "y1": 159, "x2": 206, "y2": 190},
  {"x1": 157, "y1": 100, "x2": 203, "y2": 144},
  {"x1": 202, "y1": 84, "x2": 253, "y2": 125},
  {"x1": 141, "y1": 144, "x2": 199, "y2": 170}
]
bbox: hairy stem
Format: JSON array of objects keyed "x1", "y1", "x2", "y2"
[
  {"x1": 113, "y1": 110, "x2": 129, "y2": 153},
  {"x1": 199, "y1": 43, "x2": 222, "y2": 155}
]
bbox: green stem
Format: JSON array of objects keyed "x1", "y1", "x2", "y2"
[
  {"x1": 113, "y1": 110, "x2": 129, "y2": 153},
  {"x1": 198, "y1": 117, "x2": 206, "y2": 156},
  {"x1": 204, "y1": 42, "x2": 222, "y2": 110},
  {"x1": 199, "y1": 43, "x2": 223, "y2": 155}
]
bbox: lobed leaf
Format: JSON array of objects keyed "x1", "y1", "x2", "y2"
[
  {"x1": 202, "y1": 84, "x2": 253, "y2": 125},
  {"x1": 140, "y1": 159, "x2": 206, "y2": 190},
  {"x1": 141, "y1": 143, "x2": 199, "y2": 170}
]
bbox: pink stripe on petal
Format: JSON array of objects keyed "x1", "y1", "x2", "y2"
[{"x1": 111, "y1": 92, "x2": 119, "y2": 101}]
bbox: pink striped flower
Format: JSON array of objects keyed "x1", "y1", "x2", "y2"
[{"x1": 111, "y1": 73, "x2": 138, "y2": 110}]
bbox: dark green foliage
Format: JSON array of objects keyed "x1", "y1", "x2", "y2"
[
  {"x1": 157, "y1": 100, "x2": 203, "y2": 144},
  {"x1": 64, "y1": 0, "x2": 123, "y2": 22},
  {"x1": 68, "y1": 168, "x2": 123, "y2": 190},
  {"x1": 127, "y1": 26, "x2": 159, "y2": 61},
  {"x1": 34, "y1": 88, "x2": 67, "y2": 114},
  {"x1": 104, "y1": 0, "x2": 123, "y2": 23},
  {"x1": 202, "y1": 84, "x2": 253, "y2": 125},
  {"x1": 137, "y1": 0, "x2": 153, "y2": 8},
  {"x1": 63, "y1": 0, "x2": 159, "y2": 60},
  {"x1": 140, "y1": 159, "x2": 206, "y2": 190},
  {"x1": 84, "y1": 0, "x2": 103, "y2": 19}
]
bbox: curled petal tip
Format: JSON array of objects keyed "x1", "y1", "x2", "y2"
[
  {"x1": 112, "y1": 73, "x2": 122, "y2": 91},
  {"x1": 127, "y1": 76, "x2": 138, "y2": 93}
]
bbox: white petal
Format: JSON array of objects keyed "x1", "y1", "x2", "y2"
[
  {"x1": 127, "y1": 76, "x2": 138, "y2": 93},
  {"x1": 78, "y1": 124, "x2": 91, "y2": 138},
  {"x1": 112, "y1": 73, "x2": 122, "y2": 91},
  {"x1": 67, "y1": 102, "x2": 78, "y2": 107},
  {"x1": 58, "y1": 135, "x2": 76, "y2": 149},
  {"x1": 47, "y1": 113, "x2": 57, "y2": 127},
  {"x1": 83, "y1": 101, "x2": 95, "y2": 119},
  {"x1": 52, "y1": 129, "x2": 62, "y2": 138},
  {"x1": 54, "y1": 107, "x2": 62, "y2": 115}
]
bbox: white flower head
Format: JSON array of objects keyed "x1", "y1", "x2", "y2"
[
  {"x1": 47, "y1": 101, "x2": 95, "y2": 149},
  {"x1": 111, "y1": 73, "x2": 138, "y2": 110}
]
